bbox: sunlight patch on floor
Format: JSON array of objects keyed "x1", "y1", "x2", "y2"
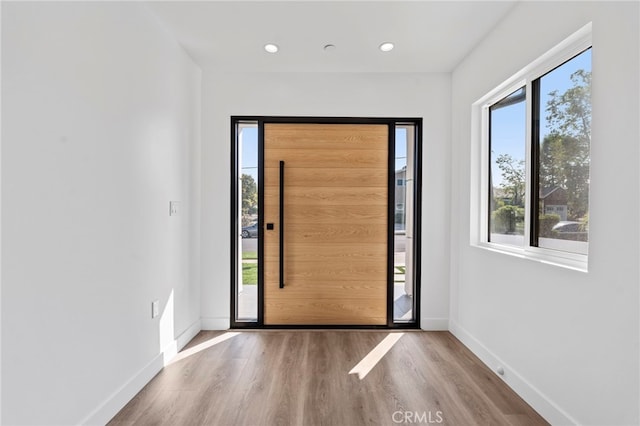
[
  {"x1": 169, "y1": 332, "x2": 241, "y2": 364},
  {"x1": 349, "y1": 333, "x2": 404, "y2": 380}
]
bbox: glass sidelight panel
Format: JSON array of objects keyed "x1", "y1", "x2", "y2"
[
  {"x1": 393, "y1": 124, "x2": 418, "y2": 323},
  {"x1": 236, "y1": 121, "x2": 259, "y2": 323}
]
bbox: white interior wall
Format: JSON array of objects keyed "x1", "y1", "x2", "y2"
[
  {"x1": 1, "y1": 3, "x2": 201, "y2": 424},
  {"x1": 450, "y1": 2, "x2": 639, "y2": 425},
  {"x1": 3, "y1": 2, "x2": 638, "y2": 425},
  {"x1": 200, "y1": 71, "x2": 451, "y2": 330}
]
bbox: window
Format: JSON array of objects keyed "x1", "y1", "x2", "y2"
[
  {"x1": 489, "y1": 87, "x2": 526, "y2": 247},
  {"x1": 533, "y1": 49, "x2": 591, "y2": 255},
  {"x1": 473, "y1": 23, "x2": 591, "y2": 270},
  {"x1": 233, "y1": 121, "x2": 259, "y2": 324},
  {"x1": 393, "y1": 123, "x2": 420, "y2": 323}
]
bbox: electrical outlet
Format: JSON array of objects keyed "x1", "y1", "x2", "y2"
[
  {"x1": 169, "y1": 201, "x2": 180, "y2": 216},
  {"x1": 152, "y1": 300, "x2": 159, "y2": 318}
]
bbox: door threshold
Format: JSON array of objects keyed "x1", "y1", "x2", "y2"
[{"x1": 230, "y1": 324, "x2": 421, "y2": 330}]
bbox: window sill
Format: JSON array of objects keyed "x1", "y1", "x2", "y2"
[{"x1": 472, "y1": 241, "x2": 588, "y2": 273}]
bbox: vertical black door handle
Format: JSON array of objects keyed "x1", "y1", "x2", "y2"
[{"x1": 279, "y1": 160, "x2": 285, "y2": 289}]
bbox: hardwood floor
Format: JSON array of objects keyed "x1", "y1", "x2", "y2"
[{"x1": 108, "y1": 331, "x2": 548, "y2": 426}]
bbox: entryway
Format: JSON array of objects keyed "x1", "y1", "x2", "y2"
[{"x1": 231, "y1": 117, "x2": 421, "y2": 327}]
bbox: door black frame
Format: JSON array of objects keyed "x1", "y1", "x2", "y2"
[{"x1": 231, "y1": 116, "x2": 422, "y2": 329}]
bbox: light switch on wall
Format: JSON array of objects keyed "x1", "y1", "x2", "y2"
[
  {"x1": 152, "y1": 300, "x2": 159, "y2": 318},
  {"x1": 169, "y1": 201, "x2": 180, "y2": 216}
]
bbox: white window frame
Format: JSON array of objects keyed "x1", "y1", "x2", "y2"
[{"x1": 470, "y1": 22, "x2": 592, "y2": 272}]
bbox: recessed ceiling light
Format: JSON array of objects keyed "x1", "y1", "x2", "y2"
[
  {"x1": 264, "y1": 43, "x2": 279, "y2": 53},
  {"x1": 324, "y1": 44, "x2": 336, "y2": 52},
  {"x1": 379, "y1": 42, "x2": 394, "y2": 52}
]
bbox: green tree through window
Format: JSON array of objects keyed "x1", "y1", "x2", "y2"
[
  {"x1": 241, "y1": 173, "x2": 257, "y2": 221},
  {"x1": 540, "y1": 69, "x2": 591, "y2": 221}
]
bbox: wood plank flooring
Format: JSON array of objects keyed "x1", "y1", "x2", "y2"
[{"x1": 108, "y1": 331, "x2": 548, "y2": 426}]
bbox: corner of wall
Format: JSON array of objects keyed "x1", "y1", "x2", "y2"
[
  {"x1": 201, "y1": 317, "x2": 230, "y2": 330},
  {"x1": 421, "y1": 318, "x2": 449, "y2": 331}
]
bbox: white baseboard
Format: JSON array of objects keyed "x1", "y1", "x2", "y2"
[
  {"x1": 420, "y1": 317, "x2": 449, "y2": 330},
  {"x1": 449, "y1": 320, "x2": 577, "y2": 425},
  {"x1": 176, "y1": 319, "x2": 202, "y2": 352},
  {"x1": 201, "y1": 316, "x2": 230, "y2": 330},
  {"x1": 162, "y1": 318, "x2": 202, "y2": 365},
  {"x1": 81, "y1": 319, "x2": 202, "y2": 425},
  {"x1": 79, "y1": 353, "x2": 164, "y2": 426}
]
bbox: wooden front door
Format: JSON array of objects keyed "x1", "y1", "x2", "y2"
[{"x1": 263, "y1": 123, "x2": 389, "y2": 325}]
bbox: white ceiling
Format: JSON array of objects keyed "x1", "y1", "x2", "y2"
[{"x1": 145, "y1": 1, "x2": 517, "y2": 73}]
